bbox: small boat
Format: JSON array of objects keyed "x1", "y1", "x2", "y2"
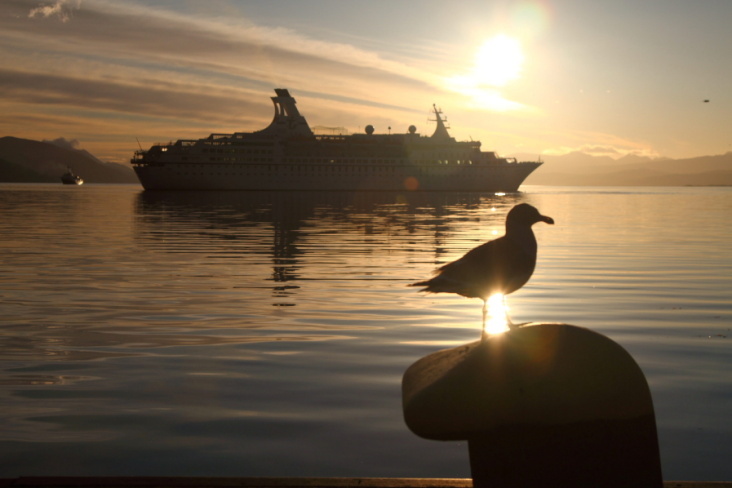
[{"x1": 61, "y1": 168, "x2": 84, "y2": 185}]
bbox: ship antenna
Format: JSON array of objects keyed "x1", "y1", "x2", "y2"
[
  {"x1": 429, "y1": 104, "x2": 450, "y2": 128},
  {"x1": 136, "y1": 138, "x2": 143, "y2": 151}
]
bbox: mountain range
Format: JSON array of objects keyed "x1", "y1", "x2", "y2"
[
  {"x1": 521, "y1": 151, "x2": 732, "y2": 186},
  {"x1": 0, "y1": 136, "x2": 138, "y2": 184},
  {"x1": 1, "y1": 136, "x2": 731, "y2": 186}
]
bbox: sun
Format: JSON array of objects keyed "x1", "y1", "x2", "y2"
[
  {"x1": 444, "y1": 34, "x2": 526, "y2": 111},
  {"x1": 473, "y1": 35, "x2": 524, "y2": 87}
]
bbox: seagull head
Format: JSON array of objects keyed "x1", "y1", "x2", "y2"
[{"x1": 506, "y1": 203, "x2": 555, "y2": 228}]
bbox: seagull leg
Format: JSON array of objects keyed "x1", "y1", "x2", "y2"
[{"x1": 481, "y1": 299, "x2": 488, "y2": 340}]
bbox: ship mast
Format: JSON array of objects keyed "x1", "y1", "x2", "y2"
[{"x1": 429, "y1": 104, "x2": 453, "y2": 141}]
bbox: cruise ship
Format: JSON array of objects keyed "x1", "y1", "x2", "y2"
[{"x1": 132, "y1": 89, "x2": 542, "y2": 191}]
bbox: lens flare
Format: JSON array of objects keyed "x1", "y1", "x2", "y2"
[{"x1": 483, "y1": 293, "x2": 510, "y2": 336}]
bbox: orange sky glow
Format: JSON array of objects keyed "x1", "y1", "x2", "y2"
[{"x1": 1, "y1": 0, "x2": 730, "y2": 164}]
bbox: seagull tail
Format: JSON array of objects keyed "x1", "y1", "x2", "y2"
[
  {"x1": 409, "y1": 279, "x2": 430, "y2": 290},
  {"x1": 409, "y1": 276, "x2": 456, "y2": 294}
]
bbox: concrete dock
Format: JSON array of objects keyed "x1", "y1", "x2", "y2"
[{"x1": 1, "y1": 478, "x2": 730, "y2": 488}]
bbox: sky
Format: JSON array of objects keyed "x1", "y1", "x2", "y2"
[{"x1": 1, "y1": 0, "x2": 731, "y2": 164}]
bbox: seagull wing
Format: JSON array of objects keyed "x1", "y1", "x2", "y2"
[
  {"x1": 415, "y1": 238, "x2": 502, "y2": 298},
  {"x1": 415, "y1": 235, "x2": 535, "y2": 298}
]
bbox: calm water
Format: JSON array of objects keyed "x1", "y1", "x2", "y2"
[{"x1": 0, "y1": 184, "x2": 730, "y2": 480}]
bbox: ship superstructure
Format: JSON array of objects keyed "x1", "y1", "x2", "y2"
[{"x1": 132, "y1": 89, "x2": 541, "y2": 191}]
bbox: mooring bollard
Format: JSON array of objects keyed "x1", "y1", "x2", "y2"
[{"x1": 402, "y1": 323, "x2": 663, "y2": 488}]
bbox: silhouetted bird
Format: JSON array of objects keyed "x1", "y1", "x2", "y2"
[{"x1": 411, "y1": 203, "x2": 554, "y2": 329}]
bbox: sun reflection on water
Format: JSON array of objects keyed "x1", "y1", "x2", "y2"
[{"x1": 483, "y1": 293, "x2": 511, "y2": 336}]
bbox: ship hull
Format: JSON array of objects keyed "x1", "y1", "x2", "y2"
[
  {"x1": 61, "y1": 174, "x2": 83, "y2": 185},
  {"x1": 134, "y1": 161, "x2": 541, "y2": 192}
]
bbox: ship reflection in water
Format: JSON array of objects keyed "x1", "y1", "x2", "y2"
[{"x1": 134, "y1": 190, "x2": 525, "y2": 311}]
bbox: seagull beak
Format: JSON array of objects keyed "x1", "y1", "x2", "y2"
[{"x1": 541, "y1": 215, "x2": 555, "y2": 225}]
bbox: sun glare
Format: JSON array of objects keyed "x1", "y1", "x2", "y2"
[
  {"x1": 484, "y1": 293, "x2": 510, "y2": 336},
  {"x1": 445, "y1": 34, "x2": 526, "y2": 111}
]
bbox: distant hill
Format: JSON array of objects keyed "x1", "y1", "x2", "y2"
[
  {"x1": 522, "y1": 151, "x2": 732, "y2": 186},
  {"x1": 3, "y1": 135, "x2": 731, "y2": 187},
  {"x1": 0, "y1": 136, "x2": 139, "y2": 184}
]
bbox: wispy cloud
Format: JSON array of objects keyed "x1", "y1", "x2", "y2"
[
  {"x1": 44, "y1": 136, "x2": 80, "y2": 150},
  {"x1": 28, "y1": 0, "x2": 81, "y2": 23},
  {"x1": 4, "y1": 0, "x2": 447, "y2": 127},
  {"x1": 13, "y1": 0, "x2": 443, "y2": 100},
  {"x1": 543, "y1": 143, "x2": 661, "y2": 160},
  {"x1": 526, "y1": 127, "x2": 662, "y2": 159},
  {"x1": 1, "y1": 0, "x2": 465, "y2": 160}
]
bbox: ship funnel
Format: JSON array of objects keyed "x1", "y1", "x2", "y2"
[
  {"x1": 273, "y1": 88, "x2": 303, "y2": 118},
  {"x1": 259, "y1": 89, "x2": 314, "y2": 138}
]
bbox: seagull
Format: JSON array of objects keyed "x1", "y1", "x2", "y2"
[{"x1": 411, "y1": 203, "x2": 554, "y2": 331}]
